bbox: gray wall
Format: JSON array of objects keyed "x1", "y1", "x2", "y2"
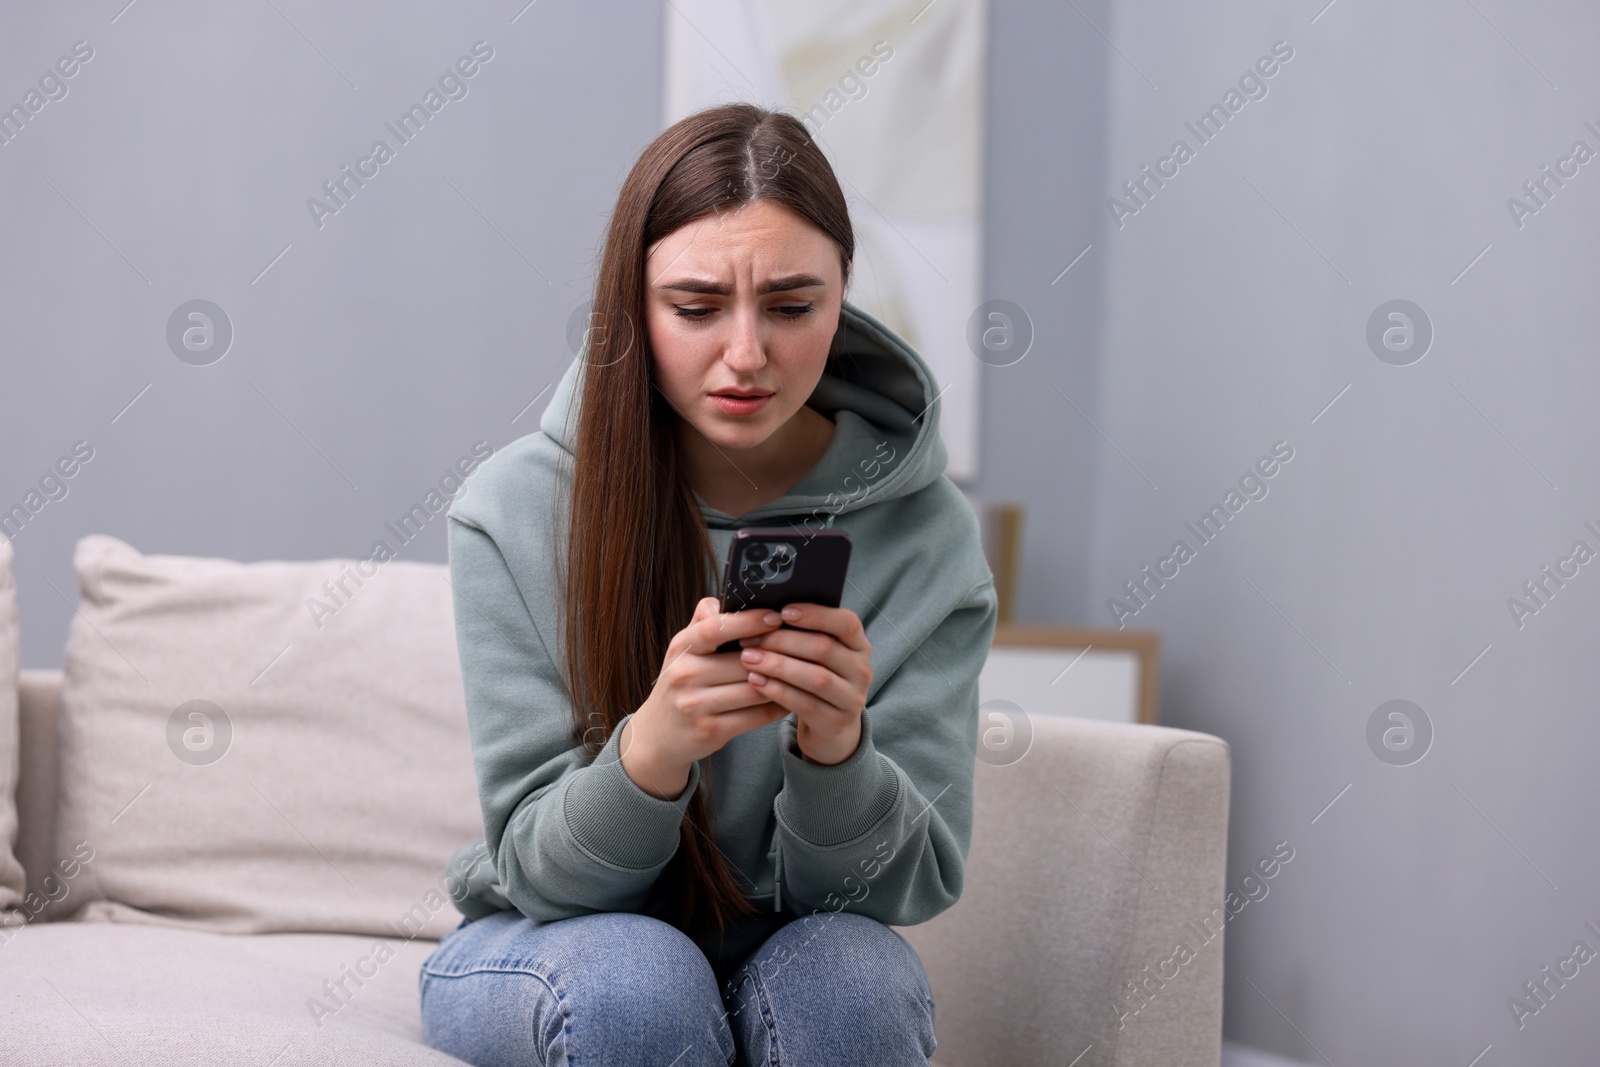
[
  {"x1": 1090, "y1": 0, "x2": 1600, "y2": 1063},
  {"x1": 1, "y1": 0, "x2": 656, "y2": 666},
  {"x1": 965, "y1": 0, "x2": 1110, "y2": 626},
  {"x1": 4, "y1": 0, "x2": 1597, "y2": 1063}
]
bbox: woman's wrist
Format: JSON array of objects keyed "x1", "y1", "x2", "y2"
[{"x1": 618, "y1": 716, "x2": 693, "y2": 801}]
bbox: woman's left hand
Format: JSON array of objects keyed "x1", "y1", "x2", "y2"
[{"x1": 738, "y1": 603, "x2": 872, "y2": 766}]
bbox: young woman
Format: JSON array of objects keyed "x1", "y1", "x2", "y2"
[{"x1": 420, "y1": 103, "x2": 998, "y2": 1067}]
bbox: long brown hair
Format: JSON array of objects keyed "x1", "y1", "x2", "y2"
[{"x1": 560, "y1": 103, "x2": 854, "y2": 949}]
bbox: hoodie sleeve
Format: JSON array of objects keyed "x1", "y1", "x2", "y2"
[
  {"x1": 447, "y1": 513, "x2": 702, "y2": 922},
  {"x1": 768, "y1": 574, "x2": 998, "y2": 926}
]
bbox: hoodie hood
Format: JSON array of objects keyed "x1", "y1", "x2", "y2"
[{"x1": 540, "y1": 299, "x2": 949, "y2": 528}]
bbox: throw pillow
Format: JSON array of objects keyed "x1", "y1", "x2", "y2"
[
  {"x1": 0, "y1": 537, "x2": 25, "y2": 922},
  {"x1": 54, "y1": 535, "x2": 483, "y2": 940}
]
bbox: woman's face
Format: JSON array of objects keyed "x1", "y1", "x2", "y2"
[{"x1": 644, "y1": 199, "x2": 845, "y2": 453}]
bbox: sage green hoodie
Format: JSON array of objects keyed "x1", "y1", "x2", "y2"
[{"x1": 442, "y1": 300, "x2": 998, "y2": 978}]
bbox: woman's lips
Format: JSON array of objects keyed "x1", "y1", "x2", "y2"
[{"x1": 709, "y1": 392, "x2": 773, "y2": 416}]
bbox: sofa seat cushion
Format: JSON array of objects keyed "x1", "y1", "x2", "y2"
[{"x1": 0, "y1": 921, "x2": 466, "y2": 1065}]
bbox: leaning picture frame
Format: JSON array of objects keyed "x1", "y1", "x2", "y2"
[{"x1": 978, "y1": 623, "x2": 1161, "y2": 726}]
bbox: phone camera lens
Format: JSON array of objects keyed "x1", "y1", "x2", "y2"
[{"x1": 745, "y1": 544, "x2": 769, "y2": 563}]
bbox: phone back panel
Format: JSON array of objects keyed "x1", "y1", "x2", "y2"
[{"x1": 720, "y1": 527, "x2": 853, "y2": 614}]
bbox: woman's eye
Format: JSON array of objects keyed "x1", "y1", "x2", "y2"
[{"x1": 670, "y1": 304, "x2": 813, "y2": 320}]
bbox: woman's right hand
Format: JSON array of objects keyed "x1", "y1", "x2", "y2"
[{"x1": 618, "y1": 596, "x2": 790, "y2": 799}]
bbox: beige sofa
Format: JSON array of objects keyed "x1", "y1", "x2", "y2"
[{"x1": 0, "y1": 536, "x2": 1230, "y2": 1065}]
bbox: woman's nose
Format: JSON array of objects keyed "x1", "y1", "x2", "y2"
[{"x1": 722, "y1": 310, "x2": 767, "y2": 370}]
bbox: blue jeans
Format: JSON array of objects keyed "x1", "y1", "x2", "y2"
[{"x1": 419, "y1": 908, "x2": 938, "y2": 1066}]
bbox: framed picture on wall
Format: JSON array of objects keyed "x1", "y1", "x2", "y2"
[{"x1": 978, "y1": 624, "x2": 1160, "y2": 726}]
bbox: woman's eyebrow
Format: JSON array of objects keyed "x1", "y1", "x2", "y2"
[{"x1": 654, "y1": 272, "x2": 828, "y2": 296}]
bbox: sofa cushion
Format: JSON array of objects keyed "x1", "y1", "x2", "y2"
[
  {"x1": 54, "y1": 535, "x2": 482, "y2": 940},
  {"x1": 0, "y1": 537, "x2": 23, "y2": 920},
  {"x1": 0, "y1": 921, "x2": 464, "y2": 1065}
]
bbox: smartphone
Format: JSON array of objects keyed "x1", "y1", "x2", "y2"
[{"x1": 715, "y1": 528, "x2": 852, "y2": 653}]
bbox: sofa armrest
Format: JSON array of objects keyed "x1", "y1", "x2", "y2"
[
  {"x1": 16, "y1": 669, "x2": 62, "y2": 916},
  {"x1": 893, "y1": 716, "x2": 1230, "y2": 1067}
]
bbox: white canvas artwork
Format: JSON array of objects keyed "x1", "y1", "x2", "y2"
[{"x1": 663, "y1": 0, "x2": 988, "y2": 481}]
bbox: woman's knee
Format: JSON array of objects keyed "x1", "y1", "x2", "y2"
[
  {"x1": 729, "y1": 911, "x2": 936, "y2": 1065},
  {"x1": 546, "y1": 912, "x2": 723, "y2": 1018},
  {"x1": 750, "y1": 910, "x2": 928, "y2": 989},
  {"x1": 421, "y1": 910, "x2": 735, "y2": 1067}
]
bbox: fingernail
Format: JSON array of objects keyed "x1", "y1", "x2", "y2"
[
  {"x1": 763, "y1": 612, "x2": 782, "y2": 626},
  {"x1": 742, "y1": 649, "x2": 763, "y2": 663},
  {"x1": 782, "y1": 606, "x2": 801, "y2": 620},
  {"x1": 749, "y1": 672, "x2": 768, "y2": 685}
]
